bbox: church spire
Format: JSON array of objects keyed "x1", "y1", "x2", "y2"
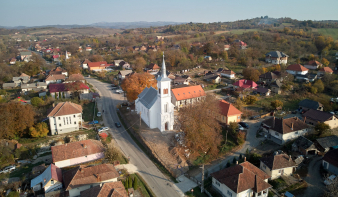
[{"x1": 161, "y1": 52, "x2": 167, "y2": 78}]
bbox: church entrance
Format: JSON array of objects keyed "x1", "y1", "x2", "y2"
[{"x1": 165, "y1": 122, "x2": 169, "y2": 130}]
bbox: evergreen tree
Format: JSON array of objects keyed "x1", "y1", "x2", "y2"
[
  {"x1": 232, "y1": 157, "x2": 237, "y2": 164},
  {"x1": 226, "y1": 161, "x2": 231, "y2": 168},
  {"x1": 54, "y1": 93, "x2": 57, "y2": 99},
  {"x1": 58, "y1": 92, "x2": 61, "y2": 99},
  {"x1": 133, "y1": 177, "x2": 138, "y2": 190},
  {"x1": 128, "y1": 176, "x2": 132, "y2": 189},
  {"x1": 62, "y1": 92, "x2": 65, "y2": 99}
]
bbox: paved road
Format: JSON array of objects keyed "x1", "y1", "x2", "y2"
[{"x1": 86, "y1": 78, "x2": 182, "y2": 197}]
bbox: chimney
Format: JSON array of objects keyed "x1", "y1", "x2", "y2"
[
  {"x1": 244, "y1": 157, "x2": 246, "y2": 162},
  {"x1": 291, "y1": 123, "x2": 294, "y2": 130},
  {"x1": 65, "y1": 144, "x2": 67, "y2": 146},
  {"x1": 304, "y1": 117, "x2": 306, "y2": 123},
  {"x1": 289, "y1": 155, "x2": 292, "y2": 161},
  {"x1": 52, "y1": 103, "x2": 55, "y2": 107},
  {"x1": 273, "y1": 116, "x2": 275, "y2": 128},
  {"x1": 236, "y1": 161, "x2": 238, "y2": 164}
]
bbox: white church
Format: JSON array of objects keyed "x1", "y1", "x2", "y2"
[{"x1": 135, "y1": 54, "x2": 174, "y2": 132}]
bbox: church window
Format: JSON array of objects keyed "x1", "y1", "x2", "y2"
[
  {"x1": 164, "y1": 103, "x2": 168, "y2": 112},
  {"x1": 159, "y1": 88, "x2": 161, "y2": 94},
  {"x1": 164, "y1": 88, "x2": 168, "y2": 94}
]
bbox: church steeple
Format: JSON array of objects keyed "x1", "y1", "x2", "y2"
[{"x1": 161, "y1": 52, "x2": 167, "y2": 78}]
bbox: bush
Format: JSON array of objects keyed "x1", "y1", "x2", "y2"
[
  {"x1": 29, "y1": 122, "x2": 49, "y2": 138},
  {"x1": 243, "y1": 95, "x2": 258, "y2": 105},
  {"x1": 31, "y1": 97, "x2": 44, "y2": 107}
]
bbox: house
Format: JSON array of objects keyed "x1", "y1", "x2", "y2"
[
  {"x1": 47, "y1": 102, "x2": 83, "y2": 135},
  {"x1": 80, "y1": 181, "x2": 128, "y2": 197},
  {"x1": 265, "y1": 51, "x2": 288, "y2": 64},
  {"x1": 20, "y1": 51, "x2": 32, "y2": 62},
  {"x1": 270, "y1": 80, "x2": 282, "y2": 94},
  {"x1": 21, "y1": 82, "x2": 47, "y2": 92},
  {"x1": 211, "y1": 161, "x2": 272, "y2": 197},
  {"x1": 322, "y1": 148, "x2": 338, "y2": 175},
  {"x1": 49, "y1": 67, "x2": 68, "y2": 77},
  {"x1": 233, "y1": 40, "x2": 248, "y2": 49},
  {"x1": 318, "y1": 67, "x2": 333, "y2": 76},
  {"x1": 261, "y1": 117, "x2": 310, "y2": 145},
  {"x1": 81, "y1": 59, "x2": 91, "y2": 69},
  {"x1": 298, "y1": 99, "x2": 323, "y2": 111},
  {"x1": 118, "y1": 70, "x2": 133, "y2": 80},
  {"x1": 146, "y1": 63, "x2": 160, "y2": 71},
  {"x1": 49, "y1": 83, "x2": 89, "y2": 99},
  {"x1": 13, "y1": 73, "x2": 30, "y2": 85},
  {"x1": 51, "y1": 139, "x2": 105, "y2": 168},
  {"x1": 260, "y1": 153, "x2": 297, "y2": 180},
  {"x1": 224, "y1": 44, "x2": 230, "y2": 51},
  {"x1": 303, "y1": 109, "x2": 338, "y2": 129},
  {"x1": 87, "y1": 61, "x2": 109, "y2": 71},
  {"x1": 2, "y1": 83, "x2": 17, "y2": 89},
  {"x1": 253, "y1": 87, "x2": 271, "y2": 96},
  {"x1": 259, "y1": 71, "x2": 287, "y2": 84},
  {"x1": 218, "y1": 100, "x2": 242, "y2": 125},
  {"x1": 65, "y1": 73, "x2": 85, "y2": 83},
  {"x1": 45, "y1": 74, "x2": 66, "y2": 85},
  {"x1": 171, "y1": 85, "x2": 206, "y2": 110},
  {"x1": 315, "y1": 135, "x2": 338, "y2": 152},
  {"x1": 203, "y1": 74, "x2": 221, "y2": 84},
  {"x1": 119, "y1": 61, "x2": 131, "y2": 70},
  {"x1": 204, "y1": 56, "x2": 212, "y2": 61},
  {"x1": 233, "y1": 79, "x2": 257, "y2": 89},
  {"x1": 295, "y1": 73, "x2": 317, "y2": 82},
  {"x1": 9, "y1": 58, "x2": 16, "y2": 65},
  {"x1": 292, "y1": 136, "x2": 318, "y2": 155},
  {"x1": 286, "y1": 64, "x2": 309, "y2": 75},
  {"x1": 63, "y1": 164, "x2": 119, "y2": 197},
  {"x1": 30, "y1": 164, "x2": 63, "y2": 193},
  {"x1": 173, "y1": 77, "x2": 189, "y2": 85},
  {"x1": 114, "y1": 60, "x2": 124, "y2": 67},
  {"x1": 85, "y1": 47, "x2": 92, "y2": 52},
  {"x1": 53, "y1": 55, "x2": 60, "y2": 62},
  {"x1": 218, "y1": 69, "x2": 236, "y2": 79},
  {"x1": 304, "y1": 60, "x2": 323, "y2": 70}
]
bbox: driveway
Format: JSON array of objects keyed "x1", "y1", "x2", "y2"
[{"x1": 298, "y1": 156, "x2": 326, "y2": 197}]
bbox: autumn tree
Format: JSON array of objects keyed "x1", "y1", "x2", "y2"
[
  {"x1": 31, "y1": 97, "x2": 43, "y2": 107},
  {"x1": 121, "y1": 73, "x2": 157, "y2": 102},
  {"x1": 90, "y1": 55, "x2": 103, "y2": 62},
  {"x1": 243, "y1": 95, "x2": 258, "y2": 105},
  {"x1": 0, "y1": 102, "x2": 35, "y2": 139},
  {"x1": 21, "y1": 61, "x2": 40, "y2": 76},
  {"x1": 177, "y1": 94, "x2": 222, "y2": 160},
  {"x1": 242, "y1": 67, "x2": 260, "y2": 82},
  {"x1": 134, "y1": 57, "x2": 146, "y2": 73},
  {"x1": 313, "y1": 79, "x2": 325, "y2": 93},
  {"x1": 63, "y1": 63, "x2": 82, "y2": 75},
  {"x1": 315, "y1": 123, "x2": 330, "y2": 136},
  {"x1": 322, "y1": 58, "x2": 330, "y2": 67},
  {"x1": 271, "y1": 100, "x2": 283, "y2": 109},
  {"x1": 64, "y1": 81, "x2": 88, "y2": 98},
  {"x1": 29, "y1": 122, "x2": 49, "y2": 138}
]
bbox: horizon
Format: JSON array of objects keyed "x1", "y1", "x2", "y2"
[{"x1": 1, "y1": 0, "x2": 338, "y2": 27}]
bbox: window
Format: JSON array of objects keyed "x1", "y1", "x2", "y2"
[
  {"x1": 73, "y1": 115, "x2": 76, "y2": 118},
  {"x1": 215, "y1": 181, "x2": 220, "y2": 187},
  {"x1": 74, "y1": 122, "x2": 76, "y2": 125},
  {"x1": 227, "y1": 190, "x2": 232, "y2": 197},
  {"x1": 58, "y1": 117, "x2": 60, "y2": 120},
  {"x1": 51, "y1": 180, "x2": 54, "y2": 185},
  {"x1": 159, "y1": 88, "x2": 161, "y2": 94},
  {"x1": 59, "y1": 124, "x2": 61, "y2": 127},
  {"x1": 164, "y1": 104, "x2": 168, "y2": 113},
  {"x1": 164, "y1": 88, "x2": 168, "y2": 94}
]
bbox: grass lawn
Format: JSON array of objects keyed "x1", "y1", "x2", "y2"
[
  {"x1": 82, "y1": 102, "x2": 95, "y2": 122},
  {"x1": 226, "y1": 29, "x2": 261, "y2": 35},
  {"x1": 226, "y1": 64, "x2": 246, "y2": 73},
  {"x1": 254, "y1": 94, "x2": 300, "y2": 112},
  {"x1": 204, "y1": 84, "x2": 223, "y2": 91},
  {"x1": 316, "y1": 28, "x2": 338, "y2": 40},
  {"x1": 10, "y1": 161, "x2": 44, "y2": 178},
  {"x1": 269, "y1": 178, "x2": 287, "y2": 190}
]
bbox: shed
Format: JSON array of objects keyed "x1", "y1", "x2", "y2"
[
  {"x1": 292, "y1": 136, "x2": 318, "y2": 155},
  {"x1": 315, "y1": 135, "x2": 338, "y2": 152}
]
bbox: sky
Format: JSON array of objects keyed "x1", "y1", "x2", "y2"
[{"x1": 1, "y1": 0, "x2": 338, "y2": 27}]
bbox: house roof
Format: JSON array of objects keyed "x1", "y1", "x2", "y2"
[
  {"x1": 20, "y1": 51, "x2": 32, "y2": 56},
  {"x1": 30, "y1": 164, "x2": 62, "y2": 188},
  {"x1": 137, "y1": 87, "x2": 158, "y2": 109},
  {"x1": 171, "y1": 85, "x2": 206, "y2": 101},
  {"x1": 88, "y1": 61, "x2": 108, "y2": 68},
  {"x1": 82, "y1": 59, "x2": 91, "y2": 64},
  {"x1": 254, "y1": 87, "x2": 270, "y2": 94},
  {"x1": 118, "y1": 70, "x2": 133, "y2": 76},
  {"x1": 63, "y1": 164, "x2": 119, "y2": 191},
  {"x1": 287, "y1": 64, "x2": 308, "y2": 72},
  {"x1": 233, "y1": 79, "x2": 257, "y2": 89},
  {"x1": 261, "y1": 116, "x2": 309, "y2": 134},
  {"x1": 306, "y1": 60, "x2": 322, "y2": 66},
  {"x1": 259, "y1": 72, "x2": 278, "y2": 80},
  {"x1": 265, "y1": 51, "x2": 288, "y2": 58},
  {"x1": 219, "y1": 100, "x2": 242, "y2": 117},
  {"x1": 66, "y1": 73, "x2": 85, "y2": 82},
  {"x1": 49, "y1": 83, "x2": 65, "y2": 93},
  {"x1": 316, "y1": 135, "x2": 338, "y2": 149},
  {"x1": 260, "y1": 154, "x2": 296, "y2": 170},
  {"x1": 203, "y1": 74, "x2": 220, "y2": 80},
  {"x1": 293, "y1": 136, "x2": 316, "y2": 150},
  {"x1": 21, "y1": 82, "x2": 47, "y2": 89},
  {"x1": 323, "y1": 148, "x2": 338, "y2": 168},
  {"x1": 47, "y1": 101, "x2": 82, "y2": 117},
  {"x1": 147, "y1": 63, "x2": 160, "y2": 70},
  {"x1": 45, "y1": 74, "x2": 66, "y2": 81},
  {"x1": 319, "y1": 67, "x2": 333, "y2": 73},
  {"x1": 211, "y1": 161, "x2": 271, "y2": 194},
  {"x1": 299, "y1": 99, "x2": 322, "y2": 110},
  {"x1": 51, "y1": 139, "x2": 104, "y2": 163},
  {"x1": 80, "y1": 181, "x2": 128, "y2": 197},
  {"x1": 270, "y1": 80, "x2": 282, "y2": 88},
  {"x1": 20, "y1": 73, "x2": 29, "y2": 77},
  {"x1": 303, "y1": 109, "x2": 335, "y2": 122}
]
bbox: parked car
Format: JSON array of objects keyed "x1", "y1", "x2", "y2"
[
  {"x1": 250, "y1": 115, "x2": 260, "y2": 120},
  {"x1": 88, "y1": 120, "x2": 99, "y2": 125},
  {"x1": 324, "y1": 175, "x2": 336, "y2": 185},
  {"x1": 98, "y1": 127, "x2": 109, "y2": 133},
  {"x1": 116, "y1": 90, "x2": 124, "y2": 94},
  {"x1": 331, "y1": 97, "x2": 338, "y2": 102},
  {"x1": 239, "y1": 122, "x2": 249, "y2": 128},
  {"x1": 111, "y1": 87, "x2": 118, "y2": 90},
  {"x1": 238, "y1": 124, "x2": 245, "y2": 131},
  {"x1": 0, "y1": 165, "x2": 15, "y2": 174},
  {"x1": 115, "y1": 122, "x2": 121, "y2": 128},
  {"x1": 97, "y1": 112, "x2": 102, "y2": 117}
]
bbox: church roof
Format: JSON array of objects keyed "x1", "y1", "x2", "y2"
[{"x1": 137, "y1": 87, "x2": 158, "y2": 109}]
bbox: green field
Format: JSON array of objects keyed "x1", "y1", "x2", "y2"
[
  {"x1": 316, "y1": 28, "x2": 338, "y2": 40},
  {"x1": 226, "y1": 29, "x2": 260, "y2": 35},
  {"x1": 282, "y1": 23, "x2": 294, "y2": 27}
]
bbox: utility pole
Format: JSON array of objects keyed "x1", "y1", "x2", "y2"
[
  {"x1": 139, "y1": 112, "x2": 142, "y2": 128},
  {"x1": 201, "y1": 164, "x2": 205, "y2": 193}
]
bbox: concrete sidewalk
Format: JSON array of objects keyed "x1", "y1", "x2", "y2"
[{"x1": 175, "y1": 175, "x2": 198, "y2": 193}]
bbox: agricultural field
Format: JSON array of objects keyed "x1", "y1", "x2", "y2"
[{"x1": 315, "y1": 28, "x2": 338, "y2": 40}]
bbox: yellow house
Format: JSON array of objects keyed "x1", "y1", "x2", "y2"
[
  {"x1": 218, "y1": 100, "x2": 242, "y2": 125},
  {"x1": 260, "y1": 153, "x2": 297, "y2": 180}
]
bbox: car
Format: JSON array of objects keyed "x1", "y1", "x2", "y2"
[
  {"x1": 97, "y1": 112, "x2": 102, "y2": 117},
  {"x1": 239, "y1": 122, "x2": 249, "y2": 128},
  {"x1": 0, "y1": 165, "x2": 15, "y2": 174},
  {"x1": 250, "y1": 115, "x2": 260, "y2": 120},
  {"x1": 238, "y1": 124, "x2": 245, "y2": 131},
  {"x1": 88, "y1": 120, "x2": 99, "y2": 125},
  {"x1": 324, "y1": 175, "x2": 336, "y2": 185},
  {"x1": 115, "y1": 122, "x2": 121, "y2": 128},
  {"x1": 98, "y1": 127, "x2": 109, "y2": 133},
  {"x1": 116, "y1": 90, "x2": 124, "y2": 94},
  {"x1": 111, "y1": 87, "x2": 118, "y2": 90}
]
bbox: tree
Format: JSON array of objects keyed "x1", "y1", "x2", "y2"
[
  {"x1": 221, "y1": 51, "x2": 228, "y2": 61},
  {"x1": 64, "y1": 81, "x2": 88, "y2": 98},
  {"x1": 134, "y1": 57, "x2": 146, "y2": 73},
  {"x1": 128, "y1": 176, "x2": 132, "y2": 189},
  {"x1": 315, "y1": 123, "x2": 330, "y2": 136},
  {"x1": 133, "y1": 177, "x2": 138, "y2": 190},
  {"x1": 0, "y1": 102, "x2": 35, "y2": 139},
  {"x1": 21, "y1": 61, "x2": 40, "y2": 76},
  {"x1": 242, "y1": 67, "x2": 260, "y2": 82},
  {"x1": 271, "y1": 100, "x2": 283, "y2": 109},
  {"x1": 232, "y1": 157, "x2": 237, "y2": 164},
  {"x1": 54, "y1": 93, "x2": 57, "y2": 99},
  {"x1": 90, "y1": 55, "x2": 103, "y2": 62},
  {"x1": 104, "y1": 147, "x2": 120, "y2": 163},
  {"x1": 233, "y1": 98, "x2": 244, "y2": 111},
  {"x1": 177, "y1": 94, "x2": 222, "y2": 160},
  {"x1": 322, "y1": 58, "x2": 330, "y2": 67},
  {"x1": 313, "y1": 80, "x2": 325, "y2": 93},
  {"x1": 243, "y1": 95, "x2": 258, "y2": 105},
  {"x1": 121, "y1": 73, "x2": 157, "y2": 102},
  {"x1": 29, "y1": 122, "x2": 49, "y2": 138},
  {"x1": 31, "y1": 97, "x2": 43, "y2": 107},
  {"x1": 310, "y1": 86, "x2": 318, "y2": 94},
  {"x1": 62, "y1": 92, "x2": 65, "y2": 99}
]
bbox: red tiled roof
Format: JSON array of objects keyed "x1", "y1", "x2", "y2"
[
  {"x1": 49, "y1": 83, "x2": 65, "y2": 93},
  {"x1": 87, "y1": 61, "x2": 108, "y2": 68},
  {"x1": 147, "y1": 63, "x2": 160, "y2": 70},
  {"x1": 219, "y1": 100, "x2": 242, "y2": 116},
  {"x1": 319, "y1": 67, "x2": 333, "y2": 73},
  {"x1": 47, "y1": 101, "x2": 82, "y2": 117},
  {"x1": 261, "y1": 116, "x2": 309, "y2": 134},
  {"x1": 45, "y1": 74, "x2": 66, "y2": 81},
  {"x1": 51, "y1": 164, "x2": 63, "y2": 183},
  {"x1": 286, "y1": 64, "x2": 308, "y2": 71},
  {"x1": 51, "y1": 139, "x2": 104, "y2": 163},
  {"x1": 66, "y1": 73, "x2": 85, "y2": 81},
  {"x1": 306, "y1": 60, "x2": 322, "y2": 66},
  {"x1": 171, "y1": 85, "x2": 206, "y2": 101},
  {"x1": 80, "y1": 181, "x2": 128, "y2": 197},
  {"x1": 233, "y1": 79, "x2": 257, "y2": 89},
  {"x1": 82, "y1": 59, "x2": 91, "y2": 64}
]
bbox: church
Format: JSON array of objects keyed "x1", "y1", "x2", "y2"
[{"x1": 135, "y1": 54, "x2": 174, "y2": 132}]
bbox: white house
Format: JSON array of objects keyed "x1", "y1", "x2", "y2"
[
  {"x1": 135, "y1": 54, "x2": 174, "y2": 132},
  {"x1": 81, "y1": 59, "x2": 91, "y2": 69},
  {"x1": 286, "y1": 64, "x2": 309, "y2": 75},
  {"x1": 45, "y1": 74, "x2": 65, "y2": 85},
  {"x1": 211, "y1": 161, "x2": 272, "y2": 197},
  {"x1": 260, "y1": 153, "x2": 297, "y2": 180},
  {"x1": 219, "y1": 70, "x2": 236, "y2": 79},
  {"x1": 304, "y1": 60, "x2": 323, "y2": 70},
  {"x1": 30, "y1": 164, "x2": 63, "y2": 193},
  {"x1": 21, "y1": 82, "x2": 47, "y2": 92},
  {"x1": 47, "y1": 102, "x2": 83, "y2": 135},
  {"x1": 63, "y1": 164, "x2": 119, "y2": 197},
  {"x1": 261, "y1": 117, "x2": 310, "y2": 145},
  {"x1": 118, "y1": 70, "x2": 133, "y2": 80},
  {"x1": 265, "y1": 51, "x2": 288, "y2": 64},
  {"x1": 171, "y1": 85, "x2": 206, "y2": 110}
]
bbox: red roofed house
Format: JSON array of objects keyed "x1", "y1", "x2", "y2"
[
  {"x1": 63, "y1": 164, "x2": 118, "y2": 197},
  {"x1": 30, "y1": 164, "x2": 63, "y2": 193},
  {"x1": 260, "y1": 153, "x2": 297, "y2": 180},
  {"x1": 65, "y1": 73, "x2": 85, "y2": 83},
  {"x1": 233, "y1": 79, "x2": 257, "y2": 89},
  {"x1": 47, "y1": 102, "x2": 83, "y2": 135},
  {"x1": 87, "y1": 61, "x2": 109, "y2": 71},
  {"x1": 286, "y1": 64, "x2": 309, "y2": 75},
  {"x1": 318, "y1": 67, "x2": 333, "y2": 76},
  {"x1": 49, "y1": 83, "x2": 89, "y2": 99},
  {"x1": 211, "y1": 161, "x2": 272, "y2": 197},
  {"x1": 49, "y1": 67, "x2": 68, "y2": 76},
  {"x1": 304, "y1": 60, "x2": 323, "y2": 70},
  {"x1": 80, "y1": 181, "x2": 128, "y2": 197},
  {"x1": 51, "y1": 140, "x2": 105, "y2": 169},
  {"x1": 86, "y1": 47, "x2": 92, "y2": 52},
  {"x1": 171, "y1": 85, "x2": 206, "y2": 110},
  {"x1": 81, "y1": 59, "x2": 91, "y2": 69},
  {"x1": 218, "y1": 100, "x2": 242, "y2": 125}
]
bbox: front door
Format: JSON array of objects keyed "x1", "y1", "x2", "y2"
[{"x1": 165, "y1": 122, "x2": 168, "y2": 131}]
